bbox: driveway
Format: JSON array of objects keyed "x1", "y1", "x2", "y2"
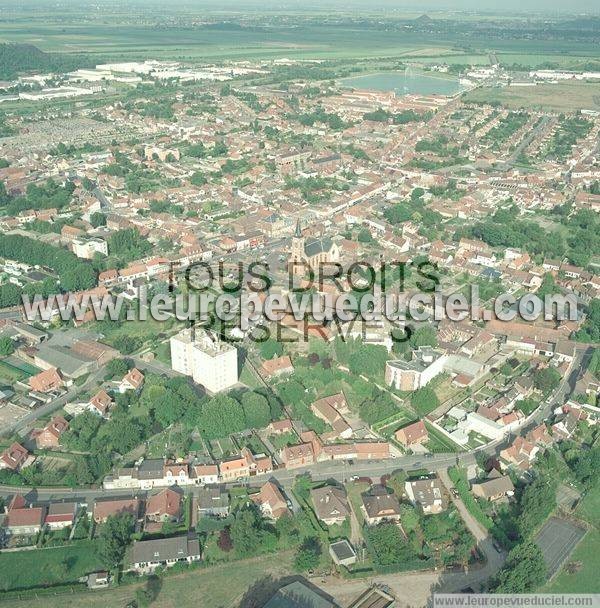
[{"x1": 438, "y1": 468, "x2": 506, "y2": 586}]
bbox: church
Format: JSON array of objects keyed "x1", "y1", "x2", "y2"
[{"x1": 289, "y1": 220, "x2": 340, "y2": 275}]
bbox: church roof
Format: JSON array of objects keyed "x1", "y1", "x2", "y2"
[{"x1": 304, "y1": 237, "x2": 334, "y2": 258}]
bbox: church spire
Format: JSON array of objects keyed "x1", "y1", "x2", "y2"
[{"x1": 294, "y1": 218, "x2": 302, "y2": 238}]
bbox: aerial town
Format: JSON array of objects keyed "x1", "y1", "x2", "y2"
[{"x1": 0, "y1": 2, "x2": 598, "y2": 607}]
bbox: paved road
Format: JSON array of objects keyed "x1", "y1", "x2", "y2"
[{"x1": 0, "y1": 451, "x2": 476, "y2": 501}]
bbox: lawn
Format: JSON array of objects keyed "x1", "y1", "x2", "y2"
[
  {"x1": 239, "y1": 361, "x2": 262, "y2": 389},
  {"x1": 424, "y1": 422, "x2": 463, "y2": 453},
  {"x1": 345, "y1": 481, "x2": 370, "y2": 527},
  {"x1": 0, "y1": 359, "x2": 27, "y2": 383},
  {"x1": 575, "y1": 482, "x2": 600, "y2": 529},
  {"x1": 0, "y1": 541, "x2": 103, "y2": 591},
  {"x1": 268, "y1": 431, "x2": 299, "y2": 451}
]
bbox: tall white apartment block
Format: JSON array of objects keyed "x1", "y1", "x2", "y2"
[{"x1": 170, "y1": 328, "x2": 238, "y2": 393}]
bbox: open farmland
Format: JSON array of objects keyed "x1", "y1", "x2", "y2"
[{"x1": 463, "y1": 82, "x2": 600, "y2": 113}]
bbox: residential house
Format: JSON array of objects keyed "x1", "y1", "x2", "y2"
[
  {"x1": 163, "y1": 461, "x2": 191, "y2": 486},
  {"x1": 93, "y1": 497, "x2": 141, "y2": 524},
  {"x1": 118, "y1": 368, "x2": 144, "y2": 393},
  {"x1": 219, "y1": 455, "x2": 250, "y2": 482},
  {"x1": 471, "y1": 475, "x2": 515, "y2": 502},
  {"x1": 404, "y1": 478, "x2": 445, "y2": 514},
  {"x1": 45, "y1": 502, "x2": 78, "y2": 530},
  {"x1": 3, "y1": 495, "x2": 46, "y2": 536},
  {"x1": 191, "y1": 463, "x2": 219, "y2": 485},
  {"x1": 250, "y1": 481, "x2": 291, "y2": 520},
  {"x1": 394, "y1": 420, "x2": 428, "y2": 447},
  {"x1": 268, "y1": 419, "x2": 293, "y2": 435},
  {"x1": 88, "y1": 389, "x2": 113, "y2": 417},
  {"x1": 0, "y1": 442, "x2": 33, "y2": 472},
  {"x1": 31, "y1": 416, "x2": 69, "y2": 449},
  {"x1": 145, "y1": 488, "x2": 183, "y2": 529},
  {"x1": 241, "y1": 447, "x2": 273, "y2": 476},
  {"x1": 261, "y1": 355, "x2": 294, "y2": 378},
  {"x1": 281, "y1": 442, "x2": 315, "y2": 469},
  {"x1": 311, "y1": 393, "x2": 353, "y2": 440},
  {"x1": 311, "y1": 485, "x2": 350, "y2": 526},
  {"x1": 361, "y1": 492, "x2": 402, "y2": 525},
  {"x1": 499, "y1": 436, "x2": 539, "y2": 471},
  {"x1": 196, "y1": 486, "x2": 230, "y2": 518},
  {"x1": 527, "y1": 424, "x2": 554, "y2": 447},
  {"x1": 29, "y1": 367, "x2": 64, "y2": 393},
  {"x1": 129, "y1": 534, "x2": 201, "y2": 574}
]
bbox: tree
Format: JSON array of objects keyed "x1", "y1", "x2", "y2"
[
  {"x1": 135, "y1": 574, "x2": 162, "y2": 607},
  {"x1": 294, "y1": 536, "x2": 322, "y2": 571},
  {"x1": 199, "y1": 394, "x2": 246, "y2": 439},
  {"x1": 90, "y1": 211, "x2": 106, "y2": 227},
  {"x1": 108, "y1": 228, "x2": 151, "y2": 263},
  {"x1": 113, "y1": 334, "x2": 142, "y2": 355},
  {"x1": 230, "y1": 507, "x2": 263, "y2": 557},
  {"x1": 574, "y1": 299, "x2": 600, "y2": 343},
  {"x1": 241, "y1": 391, "x2": 271, "y2": 429},
  {"x1": 517, "y1": 475, "x2": 556, "y2": 538},
  {"x1": 106, "y1": 357, "x2": 131, "y2": 379},
  {"x1": 411, "y1": 386, "x2": 439, "y2": 415},
  {"x1": 190, "y1": 171, "x2": 207, "y2": 186},
  {"x1": 259, "y1": 338, "x2": 283, "y2": 360},
  {"x1": 533, "y1": 367, "x2": 561, "y2": 395},
  {"x1": 410, "y1": 326, "x2": 438, "y2": 348},
  {"x1": 399, "y1": 504, "x2": 419, "y2": 533},
  {"x1": 357, "y1": 229, "x2": 373, "y2": 243},
  {"x1": 493, "y1": 541, "x2": 546, "y2": 592},
  {"x1": 366, "y1": 522, "x2": 420, "y2": 566},
  {"x1": 217, "y1": 526, "x2": 233, "y2": 552},
  {"x1": 359, "y1": 390, "x2": 397, "y2": 425},
  {"x1": 347, "y1": 344, "x2": 388, "y2": 378},
  {"x1": 571, "y1": 446, "x2": 600, "y2": 487},
  {"x1": 0, "y1": 336, "x2": 14, "y2": 356},
  {"x1": 97, "y1": 513, "x2": 134, "y2": 568}
]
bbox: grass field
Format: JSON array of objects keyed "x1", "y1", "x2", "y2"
[
  {"x1": 0, "y1": 542, "x2": 103, "y2": 591},
  {"x1": 5, "y1": 551, "x2": 295, "y2": 608},
  {"x1": 463, "y1": 82, "x2": 600, "y2": 113},
  {"x1": 575, "y1": 482, "x2": 600, "y2": 529}
]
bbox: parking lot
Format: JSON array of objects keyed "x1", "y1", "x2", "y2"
[{"x1": 535, "y1": 516, "x2": 587, "y2": 578}]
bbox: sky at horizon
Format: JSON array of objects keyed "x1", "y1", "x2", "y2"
[{"x1": 7, "y1": 0, "x2": 600, "y2": 15}]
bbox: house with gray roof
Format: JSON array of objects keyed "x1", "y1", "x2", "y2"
[{"x1": 129, "y1": 533, "x2": 201, "y2": 574}]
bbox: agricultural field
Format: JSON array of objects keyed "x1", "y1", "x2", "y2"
[{"x1": 463, "y1": 82, "x2": 600, "y2": 113}]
